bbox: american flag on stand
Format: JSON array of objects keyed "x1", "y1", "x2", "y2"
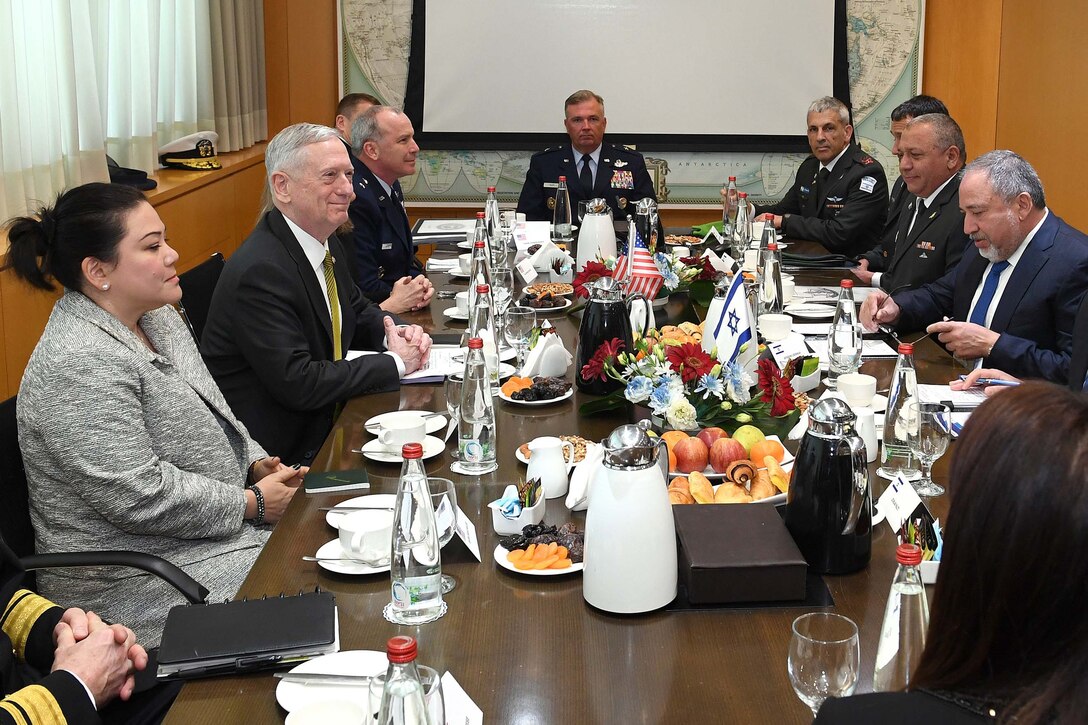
[{"x1": 613, "y1": 229, "x2": 664, "y2": 300}]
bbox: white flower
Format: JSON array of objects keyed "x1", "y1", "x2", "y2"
[
  {"x1": 624, "y1": 376, "x2": 654, "y2": 404},
  {"x1": 695, "y1": 373, "x2": 725, "y2": 399},
  {"x1": 665, "y1": 399, "x2": 698, "y2": 431}
]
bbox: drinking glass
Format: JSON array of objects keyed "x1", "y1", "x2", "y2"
[
  {"x1": 428, "y1": 477, "x2": 458, "y2": 594},
  {"x1": 504, "y1": 307, "x2": 536, "y2": 369},
  {"x1": 826, "y1": 322, "x2": 863, "y2": 388},
  {"x1": 907, "y1": 402, "x2": 951, "y2": 497},
  {"x1": 491, "y1": 266, "x2": 514, "y2": 336},
  {"x1": 368, "y1": 664, "x2": 445, "y2": 725},
  {"x1": 443, "y1": 374, "x2": 463, "y2": 459},
  {"x1": 788, "y1": 612, "x2": 860, "y2": 717}
]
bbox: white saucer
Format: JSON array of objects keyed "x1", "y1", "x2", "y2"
[
  {"x1": 364, "y1": 411, "x2": 445, "y2": 436},
  {"x1": 785, "y1": 302, "x2": 835, "y2": 319},
  {"x1": 447, "y1": 268, "x2": 471, "y2": 278},
  {"x1": 452, "y1": 345, "x2": 516, "y2": 363},
  {"x1": 324, "y1": 493, "x2": 397, "y2": 528},
  {"x1": 869, "y1": 393, "x2": 888, "y2": 412},
  {"x1": 311, "y1": 539, "x2": 391, "y2": 576},
  {"x1": 457, "y1": 240, "x2": 473, "y2": 250},
  {"x1": 276, "y1": 649, "x2": 385, "y2": 713},
  {"x1": 443, "y1": 306, "x2": 470, "y2": 320},
  {"x1": 514, "y1": 297, "x2": 572, "y2": 314},
  {"x1": 359, "y1": 435, "x2": 444, "y2": 463}
]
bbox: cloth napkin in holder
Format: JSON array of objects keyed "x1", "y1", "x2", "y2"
[
  {"x1": 565, "y1": 444, "x2": 602, "y2": 512},
  {"x1": 529, "y1": 241, "x2": 575, "y2": 275},
  {"x1": 519, "y1": 334, "x2": 572, "y2": 378}
]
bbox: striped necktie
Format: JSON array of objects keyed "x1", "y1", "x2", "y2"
[{"x1": 322, "y1": 250, "x2": 342, "y2": 361}]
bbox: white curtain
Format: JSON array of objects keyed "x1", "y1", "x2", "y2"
[
  {"x1": 0, "y1": 0, "x2": 266, "y2": 221},
  {"x1": 0, "y1": 0, "x2": 108, "y2": 220}
]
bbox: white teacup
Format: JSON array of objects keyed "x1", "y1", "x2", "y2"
[
  {"x1": 454, "y1": 291, "x2": 470, "y2": 315},
  {"x1": 377, "y1": 416, "x2": 426, "y2": 453},
  {"x1": 782, "y1": 278, "x2": 796, "y2": 302},
  {"x1": 853, "y1": 406, "x2": 879, "y2": 464},
  {"x1": 759, "y1": 313, "x2": 792, "y2": 342},
  {"x1": 672, "y1": 245, "x2": 691, "y2": 258},
  {"x1": 743, "y1": 249, "x2": 760, "y2": 270},
  {"x1": 337, "y1": 509, "x2": 393, "y2": 565},
  {"x1": 458, "y1": 253, "x2": 472, "y2": 273},
  {"x1": 751, "y1": 220, "x2": 766, "y2": 239},
  {"x1": 837, "y1": 372, "x2": 877, "y2": 411}
]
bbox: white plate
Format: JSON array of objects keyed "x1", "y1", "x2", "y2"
[
  {"x1": 311, "y1": 539, "x2": 390, "y2": 576},
  {"x1": 515, "y1": 297, "x2": 572, "y2": 314},
  {"x1": 443, "y1": 306, "x2": 470, "y2": 320},
  {"x1": 784, "y1": 303, "x2": 835, "y2": 319},
  {"x1": 276, "y1": 649, "x2": 385, "y2": 713},
  {"x1": 456, "y1": 240, "x2": 473, "y2": 250},
  {"x1": 667, "y1": 435, "x2": 795, "y2": 481},
  {"x1": 497, "y1": 387, "x2": 574, "y2": 406},
  {"x1": 494, "y1": 545, "x2": 584, "y2": 576},
  {"x1": 324, "y1": 493, "x2": 398, "y2": 528},
  {"x1": 451, "y1": 345, "x2": 516, "y2": 363},
  {"x1": 364, "y1": 411, "x2": 445, "y2": 436},
  {"x1": 869, "y1": 393, "x2": 888, "y2": 413},
  {"x1": 523, "y1": 284, "x2": 575, "y2": 297},
  {"x1": 447, "y1": 268, "x2": 471, "y2": 278},
  {"x1": 706, "y1": 482, "x2": 786, "y2": 506},
  {"x1": 359, "y1": 435, "x2": 444, "y2": 463}
]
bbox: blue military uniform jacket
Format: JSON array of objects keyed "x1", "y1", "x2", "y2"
[
  {"x1": 516, "y1": 142, "x2": 657, "y2": 225},
  {"x1": 346, "y1": 149, "x2": 422, "y2": 303}
]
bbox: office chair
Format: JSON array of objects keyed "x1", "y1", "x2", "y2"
[
  {"x1": 0, "y1": 395, "x2": 208, "y2": 604},
  {"x1": 177, "y1": 252, "x2": 225, "y2": 344}
]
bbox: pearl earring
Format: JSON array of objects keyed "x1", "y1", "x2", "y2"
[{"x1": 102, "y1": 283, "x2": 110, "y2": 291}]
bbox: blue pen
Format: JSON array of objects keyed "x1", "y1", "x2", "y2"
[{"x1": 958, "y1": 375, "x2": 1021, "y2": 387}]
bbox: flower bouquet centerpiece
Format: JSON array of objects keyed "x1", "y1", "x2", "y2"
[
  {"x1": 578, "y1": 327, "x2": 803, "y2": 438},
  {"x1": 572, "y1": 253, "x2": 721, "y2": 306}
]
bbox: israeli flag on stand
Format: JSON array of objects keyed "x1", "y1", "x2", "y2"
[{"x1": 707, "y1": 272, "x2": 757, "y2": 368}]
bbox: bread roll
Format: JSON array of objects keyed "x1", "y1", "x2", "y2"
[
  {"x1": 714, "y1": 482, "x2": 752, "y2": 504},
  {"x1": 669, "y1": 489, "x2": 695, "y2": 505},
  {"x1": 688, "y1": 471, "x2": 715, "y2": 504},
  {"x1": 749, "y1": 469, "x2": 778, "y2": 500}
]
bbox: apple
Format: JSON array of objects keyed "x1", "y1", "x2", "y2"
[
  {"x1": 696, "y1": 427, "x2": 728, "y2": 449},
  {"x1": 709, "y1": 437, "x2": 748, "y2": 473},
  {"x1": 673, "y1": 437, "x2": 709, "y2": 474},
  {"x1": 731, "y1": 424, "x2": 766, "y2": 455}
]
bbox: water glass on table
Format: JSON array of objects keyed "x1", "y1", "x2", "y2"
[
  {"x1": 491, "y1": 266, "x2": 514, "y2": 328},
  {"x1": 504, "y1": 307, "x2": 536, "y2": 369},
  {"x1": 826, "y1": 321, "x2": 863, "y2": 388},
  {"x1": 428, "y1": 477, "x2": 458, "y2": 594},
  {"x1": 369, "y1": 664, "x2": 444, "y2": 725},
  {"x1": 443, "y1": 374, "x2": 463, "y2": 456},
  {"x1": 788, "y1": 612, "x2": 860, "y2": 717},
  {"x1": 907, "y1": 401, "x2": 952, "y2": 497}
]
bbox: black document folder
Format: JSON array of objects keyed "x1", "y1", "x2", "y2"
[{"x1": 156, "y1": 591, "x2": 338, "y2": 678}]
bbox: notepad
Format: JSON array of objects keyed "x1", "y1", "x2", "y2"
[
  {"x1": 156, "y1": 591, "x2": 338, "y2": 678},
  {"x1": 303, "y1": 468, "x2": 370, "y2": 494}
]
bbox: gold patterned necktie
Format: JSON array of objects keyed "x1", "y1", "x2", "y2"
[{"x1": 322, "y1": 250, "x2": 342, "y2": 361}]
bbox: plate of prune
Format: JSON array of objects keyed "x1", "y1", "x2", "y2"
[
  {"x1": 515, "y1": 291, "x2": 571, "y2": 312},
  {"x1": 495, "y1": 522, "x2": 584, "y2": 576},
  {"x1": 498, "y1": 376, "x2": 573, "y2": 406}
]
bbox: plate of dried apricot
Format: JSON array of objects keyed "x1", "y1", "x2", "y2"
[
  {"x1": 494, "y1": 543, "x2": 583, "y2": 576},
  {"x1": 498, "y1": 376, "x2": 573, "y2": 405}
]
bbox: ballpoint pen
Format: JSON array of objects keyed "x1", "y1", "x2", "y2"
[{"x1": 958, "y1": 375, "x2": 1020, "y2": 387}]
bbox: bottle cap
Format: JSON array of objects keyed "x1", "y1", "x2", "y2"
[
  {"x1": 767, "y1": 242, "x2": 778, "y2": 251},
  {"x1": 476, "y1": 284, "x2": 490, "y2": 294},
  {"x1": 476, "y1": 211, "x2": 485, "y2": 218},
  {"x1": 558, "y1": 175, "x2": 567, "y2": 181},
  {"x1": 739, "y1": 192, "x2": 748, "y2": 197},
  {"x1": 467, "y1": 337, "x2": 483, "y2": 349},
  {"x1": 474, "y1": 241, "x2": 485, "y2": 248},
  {"x1": 895, "y1": 543, "x2": 923, "y2": 566},
  {"x1": 897, "y1": 343, "x2": 914, "y2": 355},
  {"x1": 728, "y1": 176, "x2": 736, "y2": 181},
  {"x1": 400, "y1": 443, "x2": 423, "y2": 460},
  {"x1": 487, "y1": 186, "x2": 496, "y2": 192},
  {"x1": 839, "y1": 279, "x2": 853, "y2": 288},
  {"x1": 385, "y1": 635, "x2": 418, "y2": 663}
]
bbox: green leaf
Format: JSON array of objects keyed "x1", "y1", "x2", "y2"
[
  {"x1": 688, "y1": 279, "x2": 716, "y2": 307},
  {"x1": 578, "y1": 394, "x2": 627, "y2": 416}
]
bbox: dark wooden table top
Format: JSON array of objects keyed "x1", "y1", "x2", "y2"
[{"x1": 164, "y1": 244, "x2": 962, "y2": 724}]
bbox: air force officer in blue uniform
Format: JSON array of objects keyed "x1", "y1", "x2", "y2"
[{"x1": 517, "y1": 90, "x2": 657, "y2": 225}]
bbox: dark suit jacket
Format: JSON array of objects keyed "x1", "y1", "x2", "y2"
[
  {"x1": 516, "y1": 142, "x2": 657, "y2": 224},
  {"x1": 815, "y1": 692, "x2": 988, "y2": 724},
  {"x1": 1069, "y1": 293, "x2": 1088, "y2": 391},
  {"x1": 201, "y1": 209, "x2": 401, "y2": 465},
  {"x1": 756, "y1": 144, "x2": 889, "y2": 257},
  {"x1": 345, "y1": 152, "x2": 422, "y2": 303},
  {"x1": 893, "y1": 211, "x2": 1088, "y2": 383},
  {"x1": 883, "y1": 175, "x2": 910, "y2": 241},
  {"x1": 861, "y1": 172, "x2": 970, "y2": 292}
]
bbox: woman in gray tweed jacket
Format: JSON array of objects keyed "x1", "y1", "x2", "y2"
[{"x1": 4, "y1": 183, "x2": 305, "y2": 646}]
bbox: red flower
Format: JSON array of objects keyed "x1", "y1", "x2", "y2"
[
  {"x1": 573, "y1": 261, "x2": 612, "y2": 298},
  {"x1": 580, "y1": 337, "x2": 625, "y2": 382},
  {"x1": 680, "y1": 256, "x2": 717, "y2": 281},
  {"x1": 665, "y1": 343, "x2": 714, "y2": 383},
  {"x1": 757, "y1": 358, "x2": 796, "y2": 417}
]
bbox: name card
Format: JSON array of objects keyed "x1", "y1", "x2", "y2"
[{"x1": 876, "y1": 474, "x2": 923, "y2": 535}]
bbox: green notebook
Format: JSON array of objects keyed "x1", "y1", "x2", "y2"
[{"x1": 303, "y1": 468, "x2": 370, "y2": 494}]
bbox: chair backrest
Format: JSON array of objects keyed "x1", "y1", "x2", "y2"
[
  {"x1": 177, "y1": 252, "x2": 226, "y2": 343},
  {"x1": 0, "y1": 396, "x2": 36, "y2": 562}
]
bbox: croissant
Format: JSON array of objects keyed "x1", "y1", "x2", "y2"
[
  {"x1": 749, "y1": 469, "x2": 778, "y2": 501},
  {"x1": 688, "y1": 471, "x2": 716, "y2": 504},
  {"x1": 725, "y1": 460, "x2": 757, "y2": 489},
  {"x1": 714, "y1": 482, "x2": 753, "y2": 504},
  {"x1": 669, "y1": 488, "x2": 695, "y2": 505},
  {"x1": 668, "y1": 476, "x2": 690, "y2": 495}
]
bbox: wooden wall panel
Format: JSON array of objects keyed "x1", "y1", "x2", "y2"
[
  {"x1": 995, "y1": 0, "x2": 1088, "y2": 230},
  {"x1": 286, "y1": 0, "x2": 339, "y2": 127},
  {"x1": 232, "y1": 163, "x2": 269, "y2": 249},
  {"x1": 921, "y1": 0, "x2": 1003, "y2": 159},
  {"x1": 1, "y1": 273, "x2": 60, "y2": 399},
  {"x1": 264, "y1": 0, "x2": 290, "y2": 135}
]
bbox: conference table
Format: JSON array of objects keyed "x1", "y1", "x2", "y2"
[{"x1": 163, "y1": 241, "x2": 965, "y2": 724}]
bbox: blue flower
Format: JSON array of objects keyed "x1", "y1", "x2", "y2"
[
  {"x1": 662, "y1": 267, "x2": 680, "y2": 291},
  {"x1": 695, "y1": 373, "x2": 725, "y2": 399},
  {"x1": 649, "y1": 376, "x2": 679, "y2": 415},
  {"x1": 722, "y1": 360, "x2": 752, "y2": 403},
  {"x1": 624, "y1": 375, "x2": 654, "y2": 404}
]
